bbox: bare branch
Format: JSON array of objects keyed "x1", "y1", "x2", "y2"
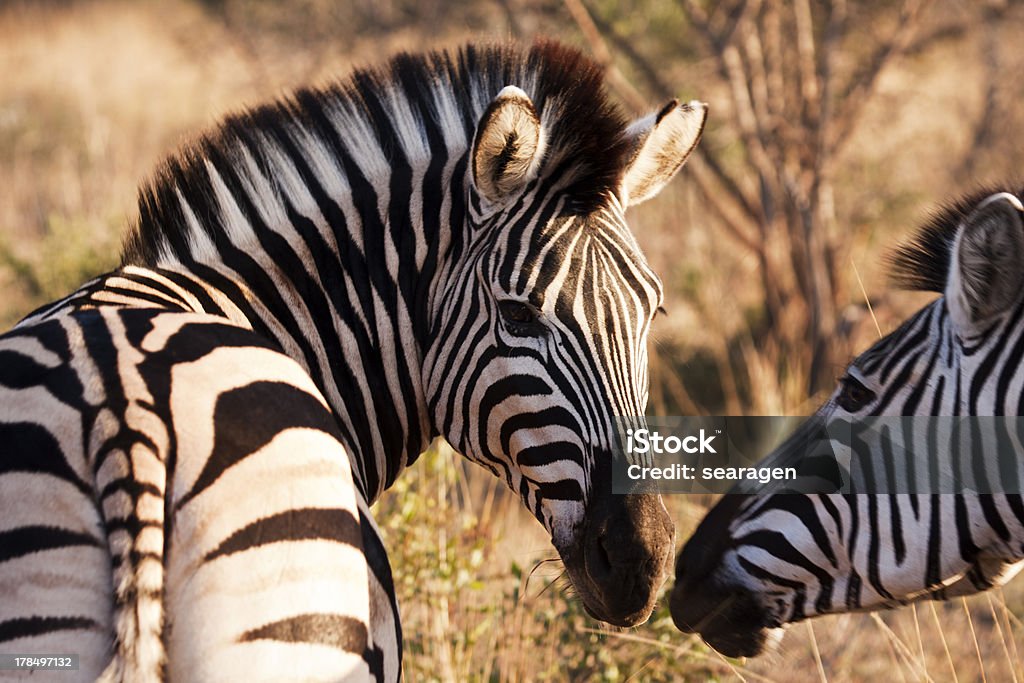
[
  {"x1": 721, "y1": 39, "x2": 781, "y2": 195},
  {"x1": 679, "y1": 0, "x2": 750, "y2": 55},
  {"x1": 712, "y1": 0, "x2": 750, "y2": 49},
  {"x1": 587, "y1": 11, "x2": 674, "y2": 100},
  {"x1": 904, "y1": 3, "x2": 1011, "y2": 57},
  {"x1": 562, "y1": 0, "x2": 648, "y2": 112},
  {"x1": 678, "y1": 0, "x2": 712, "y2": 35},
  {"x1": 696, "y1": 146, "x2": 763, "y2": 226},
  {"x1": 829, "y1": 0, "x2": 932, "y2": 157},
  {"x1": 688, "y1": 156, "x2": 764, "y2": 255},
  {"x1": 793, "y1": 0, "x2": 820, "y2": 120},
  {"x1": 905, "y1": 21, "x2": 968, "y2": 55},
  {"x1": 955, "y1": 9, "x2": 1001, "y2": 182},
  {"x1": 741, "y1": 0, "x2": 772, "y2": 130},
  {"x1": 581, "y1": 1, "x2": 765, "y2": 228},
  {"x1": 816, "y1": 0, "x2": 848, "y2": 139}
]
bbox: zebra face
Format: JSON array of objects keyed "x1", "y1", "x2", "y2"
[
  {"x1": 424, "y1": 87, "x2": 707, "y2": 626},
  {"x1": 671, "y1": 192, "x2": 1024, "y2": 655}
]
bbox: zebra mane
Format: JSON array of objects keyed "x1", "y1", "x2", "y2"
[
  {"x1": 888, "y1": 185, "x2": 1024, "y2": 292},
  {"x1": 122, "y1": 41, "x2": 632, "y2": 265}
]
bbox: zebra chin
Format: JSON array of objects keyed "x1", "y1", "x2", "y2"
[
  {"x1": 668, "y1": 577, "x2": 784, "y2": 657},
  {"x1": 556, "y1": 492, "x2": 676, "y2": 627}
]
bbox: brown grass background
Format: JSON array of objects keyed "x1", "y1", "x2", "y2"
[{"x1": 3, "y1": 0, "x2": 1024, "y2": 680}]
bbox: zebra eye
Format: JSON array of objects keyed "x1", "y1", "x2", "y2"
[
  {"x1": 497, "y1": 300, "x2": 543, "y2": 334},
  {"x1": 836, "y1": 375, "x2": 876, "y2": 412}
]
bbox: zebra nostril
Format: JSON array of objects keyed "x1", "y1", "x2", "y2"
[{"x1": 588, "y1": 530, "x2": 614, "y2": 579}]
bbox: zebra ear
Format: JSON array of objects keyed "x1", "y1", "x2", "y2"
[
  {"x1": 471, "y1": 86, "x2": 545, "y2": 206},
  {"x1": 947, "y1": 192, "x2": 1024, "y2": 332},
  {"x1": 620, "y1": 100, "x2": 707, "y2": 207}
]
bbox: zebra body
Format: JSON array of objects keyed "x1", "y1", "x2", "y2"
[
  {"x1": 671, "y1": 191, "x2": 1024, "y2": 657},
  {"x1": 5, "y1": 275, "x2": 390, "y2": 680},
  {"x1": 1, "y1": 43, "x2": 705, "y2": 679}
]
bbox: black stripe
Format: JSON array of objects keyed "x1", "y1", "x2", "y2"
[
  {"x1": 110, "y1": 550, "x2": 163, "y2": 569},
  {"x1": 534, "y1": 478, "x2": 584, "y2": 501},
  {"x1": 206, "y1": 508, "x2": 361, "y2": 560},
  {"x1": 733, "y1": 529, "x2": 836, "y2": 591},
  {"x1": 178, "y1": 381, "x2": 343, "y2": 508},
  {"x1": 0, "y1": 351, "x2": 54, "y2": 389},
  {"x1": 865, "y1": 489, "x2": 894, "y2": 600},
  {"x1": 515, "y1": 442, "x2": 582, "y2": 469},
  {"x1": 969, "y1": 316, "x2": 1014, "y2": 412},
  {"x1": 188, "y1": 263, "x2": 276, "y2": 341},
  {"x1": 760, "y1": 495, "x2": 838, "y2": 568},
  {"x1": 735, "y1": 555, "x2": 808, "y2": 622},
  {"x1": 0, "y1": 423, "x2": 92, "y2": 497},
  {"x1": 241, "y1": 614, "x2": 368, "y2": 654},
  {"x1": 924, "y1": 493, "x2": 943, "y2": 588},
  {"x1": 0, "y1": 526, "x2": 101, "y2": 563},
  {"x1": 94, "y1": 286, "x2": 187, "y2": 310},
  {"x1": 954, "y1": 493, "x2": 980, "y2": 562},
  {"x1": 157, "y1": 269, "x2": 229, "y2": 316},
  {"x1": 113, "y1": 270, "x2": 191, "y2": 306},
  {"x1": 99, "y1": 478, "x2": 163, "y2": 502},
  {"x1": 360, "y1": 508, "x2": 401, "y2": 679},
  {"x1": 0, "y1": 616, "x2": 100, "y2": 643}
]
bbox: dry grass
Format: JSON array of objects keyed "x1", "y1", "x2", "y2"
[
  {"x1": 3, "y1": 1, "x2": 1024, "y2": 680},
  {"x1": 380, "y1": 445, "x2": 1024, "y2": 682}
]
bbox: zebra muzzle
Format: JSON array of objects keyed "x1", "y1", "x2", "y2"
[
  {"x1": 669, "y1": 494, "x2": 778, "y2": 656},
  {"x1": 561, "y1": 492, "x2": 675, "y2": 627}
]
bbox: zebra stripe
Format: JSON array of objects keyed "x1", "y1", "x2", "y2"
[
  {"x1": 2, "y1": 42, "x2": 705, "y2": 679},
  {"x1": 671, "y1": 190, "x2": 1024, "y2": 658}
]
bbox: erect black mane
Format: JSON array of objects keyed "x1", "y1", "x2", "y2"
[
  {"x1": 121, "y1": 41, "x2": 633, "y2": 266},
  {"x1": 888, "y1": 185, "x2": 1024, "y2": 292}
]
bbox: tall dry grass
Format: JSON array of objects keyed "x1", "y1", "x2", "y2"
[{"x1": 2, "y1": 1, "x2": 1024, "y2": 680}]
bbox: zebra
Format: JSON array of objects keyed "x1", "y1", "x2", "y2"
[
  {"x1": 0, "y1": 42, "x2": 707, "y2": 680},
  {"x1": 670, "y1": 190, "x2": 1024, "y2": 657}
]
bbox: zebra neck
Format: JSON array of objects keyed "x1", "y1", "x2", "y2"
[{"x1": 121, "y1": 137, "x2": 471, "y2": 503}]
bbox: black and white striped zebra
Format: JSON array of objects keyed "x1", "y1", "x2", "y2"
[
  {"x1": 0, "y1": 42, "x2": 706, "y2": 679},
  {"x1": 670, "y1": 190, "x2": 1024, "y2": 657}
]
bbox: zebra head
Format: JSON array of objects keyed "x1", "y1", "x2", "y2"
[
  {"x1": 423, "y1": 75, "x2": 707, "y2": 627},
  {"x1": 670, "y1": 191, "x2": 1024, "y2": 655}
]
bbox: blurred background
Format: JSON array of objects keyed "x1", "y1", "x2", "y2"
[{"x1": 2, "y1": 0, "x2": 1024, "y2": 679}]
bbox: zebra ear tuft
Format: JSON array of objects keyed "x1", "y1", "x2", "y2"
[
  {"x1": 947, "y1": 192, "x2": 1024, "y2": 332},
  {"x1": 471, "y1": 86, "x2": 545, "y2": 206},
  {"x1": 620, "y1": 100, "x2": 707, "y2": 207}
]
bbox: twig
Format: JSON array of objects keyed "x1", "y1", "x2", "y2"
[
  {"x1": 963, "y1": 597, "x2": 988, "y2": 683},
  {"x1": 987, "y1": 592, "x2": 1019, "y2": 683},
  {"x1": 930, "y1": 601, "x2": 960, "y2": 683},
  {"x1": 830, "y1": 0, "x2": 932, "y2": 157},
  {"x1": 912, "y1": 604, "x2": 929, "y2": 682},
  {"x1": 562, "y1": 0, "x2": 647, "y2": 112},
  {"x1": 870, "y1": 612, "x2": 934, "y2": 683},
  {"x1": 806, "y1": 621, "x2": 829, "y2": 683},
  {"x1": 850, "y1": 255, "x2": 882, "y2": 338}
]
